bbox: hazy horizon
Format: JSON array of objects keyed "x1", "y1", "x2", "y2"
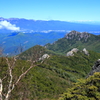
[{"x1": 0, "y1": 0, "x2": 100, "y2": 21}]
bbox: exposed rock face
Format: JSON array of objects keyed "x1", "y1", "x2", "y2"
[
  {"x1": 39, "y1": 54, "x2": 50, "y2": 61},
  {"x1": 66, "y1": 48, "x2": 79, "y2": 56},
  {"x1": 71, "y1": 48, "x2": 79, "y2": 53},
  {"x1": 83, "y1": 48, "x2": 89, "y2": 55},
  {"x1": 66, "y1": 48, "x2": 89, "y2": 57},
  {"x1": 65, "y1": 30, "x2": 90, "y2": 41},
  {"x1": 66, "y1": 51, "x2": 74, "y2": 57},
  {"x1": 87, "y1": 59, "x2": 100, "y2": 78}
]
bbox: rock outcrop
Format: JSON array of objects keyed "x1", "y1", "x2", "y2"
[
  {"x1": 39, "y1": 54, "x2": 50, "y2": 61},
  {"x1": 66, "y1": 48, "x2": 89, "y2": 57},
  {"x1": 82, "y1": 48, "x2": 89, "y2": 55},
  {"x1": 66, "y1": 48, "x2": 79, "y2": 56},
  {"x1": 86, "y1": 59, "x2": 100, "y2": 78}
]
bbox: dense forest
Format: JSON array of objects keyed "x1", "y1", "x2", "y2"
[{"x1": 0, "y1": 31, "x2": 100, "y2": 100}]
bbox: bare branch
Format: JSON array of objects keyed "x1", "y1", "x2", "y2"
[
  {"x1": 15, "y1": 64, "x2": 37, "y2": 85},
  {"x1": 5, "y1": 58, "x2": 15, "y2": 100},
  {"x1": 0, "y1": 48, "x2": 42, "y2": 100},
  {"x1": 5, "y1": 56, "x2": 40, "y2": 100},
  {"x1": 2, "y1": 76, "x2": 7, "y2": 81}
]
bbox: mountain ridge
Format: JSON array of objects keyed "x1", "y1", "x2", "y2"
[{"x1": 45, "y1": 30, "x2": 100, "y2": 54}]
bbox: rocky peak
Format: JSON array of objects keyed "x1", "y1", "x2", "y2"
[{"x1": 65, "y1": 30, "x2": 90, "y2": 41}]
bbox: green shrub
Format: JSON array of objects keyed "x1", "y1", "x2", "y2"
[{"x1": 59, "y1": 72, "x2": 100, "y2": 100}]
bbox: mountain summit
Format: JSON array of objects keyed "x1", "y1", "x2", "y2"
[{"x1": 65, "y1": 30, "x2": 90, "y2": 41}]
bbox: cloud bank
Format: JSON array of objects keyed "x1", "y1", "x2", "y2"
[{"x1": 0, "y1": 20, "x2": 20, "y2": 31}]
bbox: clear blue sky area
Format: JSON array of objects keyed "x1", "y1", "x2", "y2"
[{"x1": 0, "y1": 0, "x2": 100, "y2": 21}]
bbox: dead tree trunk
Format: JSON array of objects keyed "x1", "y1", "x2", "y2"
[
  {"x1": 0, "y1": 56, "x2": 40, "y2": 100},
  {"x1": 0, "y1": 79, "x2": 3, "y2": 100}
]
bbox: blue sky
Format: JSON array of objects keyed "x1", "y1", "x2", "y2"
[{"x1": 0, "y1": 0, "x2": 100, "y2": 21}]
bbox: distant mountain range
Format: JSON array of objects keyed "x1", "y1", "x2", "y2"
[
  {"x1": 0, "y1": 17, "x2": 100, "y2": 34},
  {"x1": 1, "y1": 17, "x2": 100, "y2": 55},
  {"x1": 0, "y1": 30, "x2": 100, "y2": 55},
  {"x1": 0, "y1": 31, "x2": 66, "y2": 55}
]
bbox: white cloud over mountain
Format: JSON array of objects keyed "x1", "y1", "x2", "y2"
[{"x1": 0, "y1": 20, "x2": 20, "y2": 31}]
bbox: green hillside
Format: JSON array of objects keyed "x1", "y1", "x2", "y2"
[
  {"x1": 1, "y1": 48, "x2": 100, "y2": 99},
  {"x1": 45, "y1": 31, "x2": 100, "y2": 54},
  {"x1": 18, "y1": 45, "x2": 57, "y2": 61},
  {"x1": 1, "y1": 30, "x2": 100, "y2": 100}
]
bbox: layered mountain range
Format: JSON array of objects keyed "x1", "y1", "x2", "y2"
[
  {"x1": 0, "y1": 17, "x2": 100, "y2": 33},
  {"x1": 0, "y1": 30, "x2": 100, "y2": 55},
  {"x1": 0, "y1": 17, "x2": 100, "y2": 55},
  {"x1": 0, "y1": 31, "x2": 66, "y2": 55}
]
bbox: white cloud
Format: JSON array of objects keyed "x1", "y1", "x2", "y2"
[
  {"x1": 0, "y1": 20, "x2": 20, "y2": 31},
  {"x1": 66, "y1": 20, "x2": 94, "y2": 22}
]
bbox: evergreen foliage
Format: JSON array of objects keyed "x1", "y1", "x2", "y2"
[
  {"x1": 1, "y1": 44, "x2": 100, "y2": 99},
  {"x1": 59, "y1": 72, "x2": 100, "y2": 100}
]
